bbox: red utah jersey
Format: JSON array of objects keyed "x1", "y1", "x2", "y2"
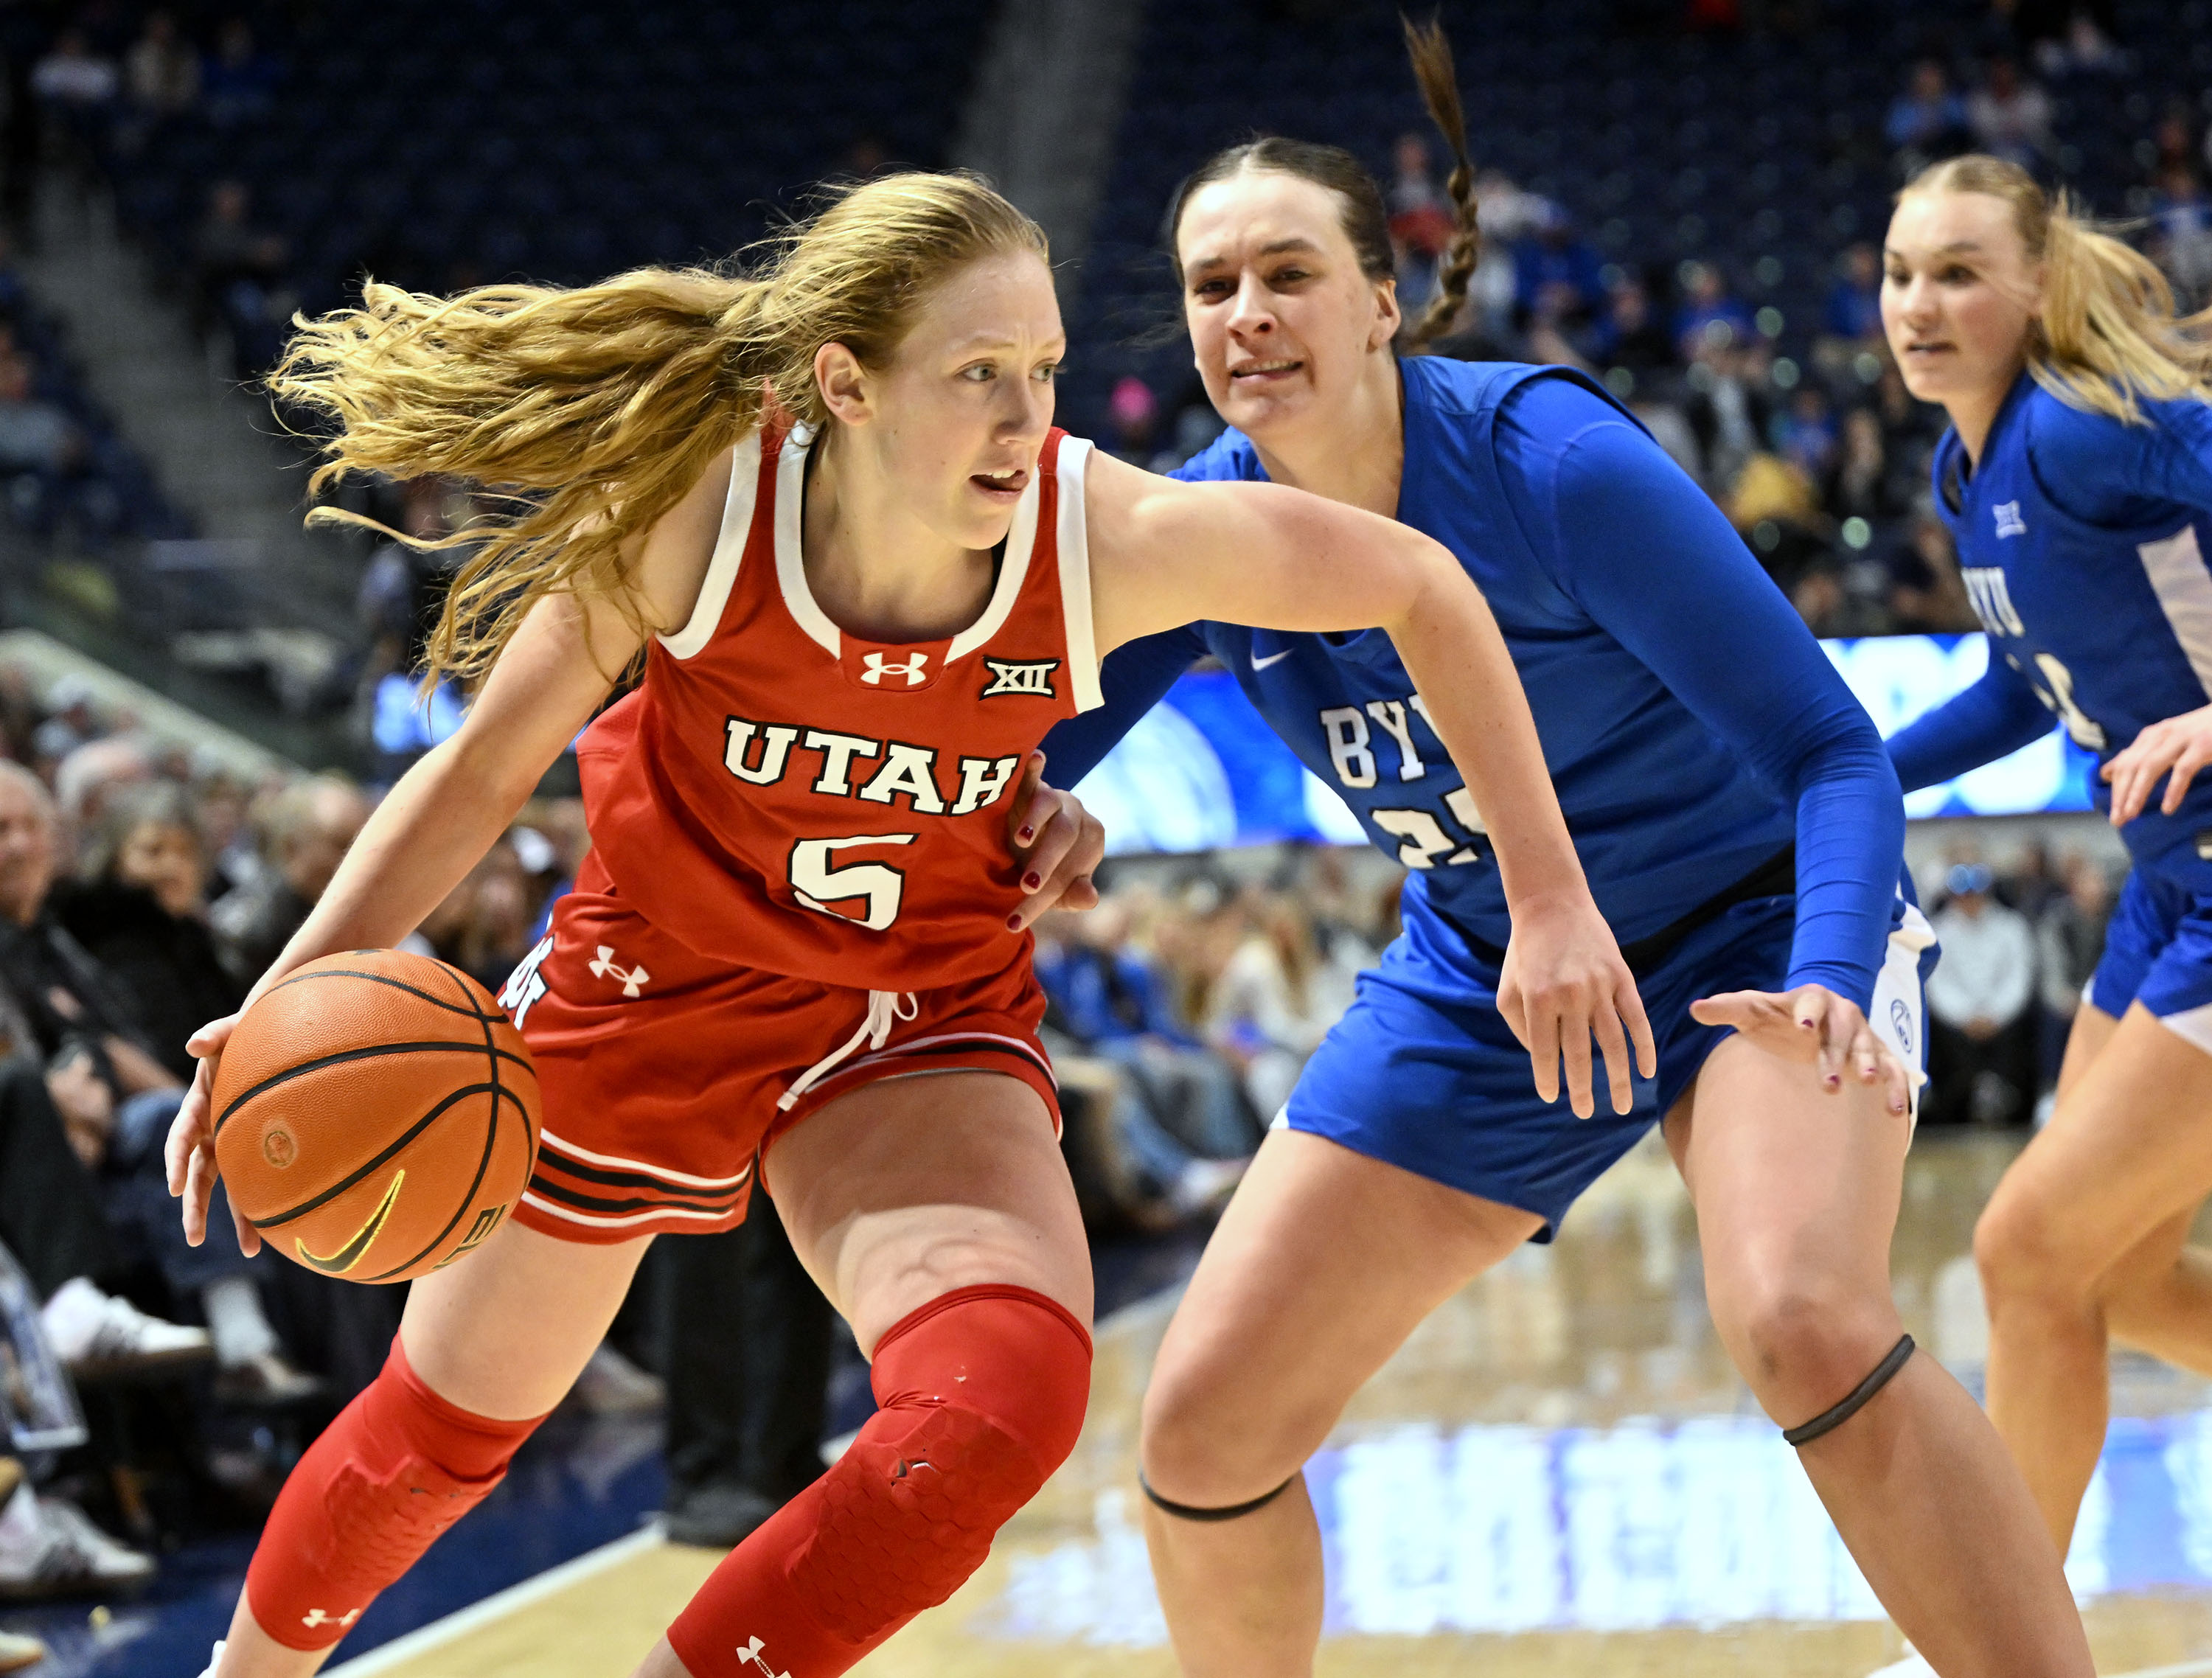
[{"x1": 577, "y1": 422, "x2": 1102, "y2": 992}]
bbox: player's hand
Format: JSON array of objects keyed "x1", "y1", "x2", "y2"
[
  {"x1": 166, "y1": 1012, "x2": 261, "y2": 1256},
  {"x1": 1496, "y1": 891, "x2": 1657, "y2": 1119},
  {"x1": 2103, "y1": 702, "x2": 2212, "y2": 826},
  {"x1": 1006, "y1": 751, "x2": 1105, "y2": 932},
  {"x1": 1688, "y1": 984, "x2": 1910, "y2": 1116}
]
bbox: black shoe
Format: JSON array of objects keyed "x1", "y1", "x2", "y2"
[{"x1": 662, "y1": 1483, "x2": 779, "y2": 1549}]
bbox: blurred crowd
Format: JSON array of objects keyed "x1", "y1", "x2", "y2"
[{"x1": 1920, "y1": 840, "x2": 2121, "y2": 1131}]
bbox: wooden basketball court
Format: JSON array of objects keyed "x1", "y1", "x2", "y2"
[{"x1": 328, "y1": 1134, "x2": 2212, "y2": 1678}]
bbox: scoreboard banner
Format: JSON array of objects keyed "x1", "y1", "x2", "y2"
[{"x1": 1071, "y1": 633, "x2": 2095, "y2": 857}]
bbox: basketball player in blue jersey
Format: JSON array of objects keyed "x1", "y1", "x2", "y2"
[
  {"x1": 1881, "y1": 153, "x2": 2212, "y2": 1610},
  {"x1": 1036, "y1": 27, "x2": 2091, "y2": 1678}
]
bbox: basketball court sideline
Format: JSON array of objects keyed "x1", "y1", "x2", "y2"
[{"x1": 321, "y1": 1134, "x2": 2212, "y2": 1678}]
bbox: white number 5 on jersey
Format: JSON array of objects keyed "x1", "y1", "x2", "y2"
[{"x1": 788, "y1": 835, "x2": 917, "y2": 930}]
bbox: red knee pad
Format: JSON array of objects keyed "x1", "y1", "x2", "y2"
[
  {"x1": 669, "y1": 1284, "x2": 1091, "y2": 1678},
  {"x1": 246, "y1": 1337, "x2": 548, "y2": 1651}
]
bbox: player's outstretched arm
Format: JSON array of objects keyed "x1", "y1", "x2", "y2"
[{"x1": 1083, "y1": 450, "x2": 1655, "y2": 1117}]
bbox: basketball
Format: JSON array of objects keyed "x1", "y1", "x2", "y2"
[{"x1": 211, "y1": 950, "x2": 541, "y2": 1285}]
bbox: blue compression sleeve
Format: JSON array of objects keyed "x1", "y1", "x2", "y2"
[
  {"x1": 1498, "y1": 377, "x2": 1903, "y2": 1009},
  {"x1": 1037, "y1": 623, "x2": 1211, "y2": 789},
  {"x1": 1884, "y1": 655, "x2": 2053, "y2": 792}
]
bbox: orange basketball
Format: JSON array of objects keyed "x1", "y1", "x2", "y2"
[{"x1": 212, "y1": 950, "x2": 541, "y2": 1284}]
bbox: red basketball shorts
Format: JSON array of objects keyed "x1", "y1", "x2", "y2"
[{"x1": 499, "y1": 877, "x2": 1059, "y2": 1244}]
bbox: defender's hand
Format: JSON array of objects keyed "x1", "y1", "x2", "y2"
[
  {"x1": 1688, "y1": 984, "x2": 1910, "y2": 1116},
  {"x1": 1006, "y1": 752, "x2": 1105, "y2": 932},
  {"x1": 166, "y1": 1012, "x2": 261, "y2": 1256},
  {"x1": 1496, "y1": 892, "x2": 1657, "y2": 1119},
  {"x1": 2104, "y1": 702, "x2": 2212, "y2": 826}
]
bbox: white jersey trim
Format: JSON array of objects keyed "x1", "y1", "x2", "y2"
[
  {"x1": 774, "y1": 424, "x2": 843, "y2": 656},
  {"x1": 771, "y1": 423, "x2": 1047, "y2": 664},
  {"x1": 2138, "y1": 523, "x2": 2212, "y2": 703},
  {"x1": 520, "y1": 1191, "x2": 740, "y2": 1230},
  {"x1": 537, "y1": 1127, "x2": 755, "y2": 1190},
  {"x1": 656, "y1": 431, "x2": 764, "y2": 661},
  {"x1": 1053, "y1": 436, "x2": 1103, "y2": 711}
]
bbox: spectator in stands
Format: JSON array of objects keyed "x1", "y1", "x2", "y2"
[
  {"x1": 192, "y1": 178, "x2": 289, "y2": 373},
  {"x1": 1887, "y1": 508, "x2": 1980, "y2": 632},
  {"x1": 1683, "y1": 338, "x2": 1773, "y2": 492},
  {"x1": 199, "y1": 18, "x2": 278, "y2": 127},
  {"x1": 1886, "y1": 60, "x2": 1972, "y2": 175},
  {"x1": 1105, "y1": 375, "x2": 1159, "y2": 467},
  {"x1": 2037, "y1": 854, "x2": 2114, "y2": 1087},
  {"x1": 1510, "y1": 201, "x2": 1603, "y2": 331},
  {"x1": 58, "y1": 781, "x2": 241, "y2": 1081},
  {"x1": 2149, "y1": 166, "x2": 2212, "y2": 309},
  {"x1": 2033, "y1": 7, "x2": 2122, "y2": 77},
  {"x1": 1924, "y1": 861, "x2": 2039, "y2": 1127},
  {"x1": 210, "y1": 774, "x2": 369, "y2": 985},
  {"x1": 29, "y1": 29, "x2": 118, "y2": 112},
  {"x1": 125, "y1": 12, "x2": 200, "y2": 117},
  {"x1": 1823, "y1": 243, "x2": 1885, "y2": 344},
  {"x1": 1673, "y1": 260, "x2": 1754, "y2": 361},
  {"x1": 1773, "y1": 384, "x2": 1840, "y2": 482},
  {"x1": 53, "y1": 733, "x2": 152, "y2": 833},
  {"x1": 1966, "y1": 57, "x2": 2053, "y2": 167},
  {"x1": 1585, "y1": 273, "x2": 1677, "y2": 377},
  {"x1": 1829, "y1": 406, "x2": 1916, "y2": 526},
  {"x1": 1206, "y1": 893, "x2": 1363, "y2": 1121},
  {"x1": 1387, "y1": 133, "x2": 1453, "y2": 311},
  {"x1": 27, "y1": 675, "x2": 97, "y2": 765},
  {"x1": 409, "y1": 830, "x2": 534, "y2": 993},
  {"x1": 0, "y1": 354, "x2": 79, "y2": 483}
]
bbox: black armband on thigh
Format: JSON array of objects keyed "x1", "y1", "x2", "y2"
[
  {"x1": 1138, "y1": 1472, "x2": 1297, "y2": 1522},
  {"x1": 1782, "y1": 1334, "x2": 1916, "y2": 1448}
]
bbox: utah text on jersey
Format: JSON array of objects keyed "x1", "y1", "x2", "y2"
[{"x1": 721, "y1": 715, "x2": 1023, "y2": 816}]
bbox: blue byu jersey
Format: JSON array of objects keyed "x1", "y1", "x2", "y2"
[
  {"x1": 1044, "y1": 359, "x2": 1905, "y2": 1009},
  {"x1": 1890, "y1": 375, "x2": 2212, "y2": 889}
]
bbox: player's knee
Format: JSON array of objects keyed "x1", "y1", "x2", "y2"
[
  {"x1": 246, "y1": 1338, "x2": 545, "y2": 1650},
  {"x1": 1140, "y1": 1344, "x2": 1315, "y2": 1508},
  {"x1": 1722, "y1": 1274, "x2": 1896, "y2": 1420},
  {"x1": 790, "y1": 1285, "x2": 1090, "y2": 1640},
  {"x1": 1975, "y1": 1179, "x2": 2087, "y2": 1309}
]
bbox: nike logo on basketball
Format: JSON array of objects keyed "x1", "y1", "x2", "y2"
[
  {"x1": 296, "y1": 1172, "x2": 405, "y2": 1275},
  {"x1": 859, "y1": 650, "x2": 930, "y2": 686},
  {"x1": 1251, "y1": 647, "x2": 1293, "y2": 671},
  {"x1": 588, "y1": 947, "x2": 649, "y2": 997},
  {"x1": 735, "y1": 1637, "x2": 791, "y2": 1678}
]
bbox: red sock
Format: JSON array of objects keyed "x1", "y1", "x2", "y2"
[
  {"x1": 667, "y1": 1284, "x2": 1091, "y2": 1678},
  {"x1": 246, "y1": 1337, "x2": 548, "y2": 1651}
]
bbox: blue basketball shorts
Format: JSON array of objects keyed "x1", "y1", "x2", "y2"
[
  {"x1": 2087, "y1": 868, "x2": 2212, "y2": 1053},
  {"x1": 1281, "y1": 888, "x2": 1937, "y2": 1241}
]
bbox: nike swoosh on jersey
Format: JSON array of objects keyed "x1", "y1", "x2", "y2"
[
  {"x1": 1251, "y1": 648, "x2": 1293, "y2": 671},
  {"x1": 296, "y1": 1170, "x2": 406, "y2": 1275}
]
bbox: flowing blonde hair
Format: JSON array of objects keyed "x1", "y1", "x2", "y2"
[
  {"x1": 1902, "y1": 153, "x2": 2212, "y2": 425},
  {"x1": 272, "y1": 173, "x2": 1048, "y2": 686}
]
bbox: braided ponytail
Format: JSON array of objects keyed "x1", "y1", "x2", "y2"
[{"x1": 1402, "y1": 14, "x2": 1482, "y2": 348}]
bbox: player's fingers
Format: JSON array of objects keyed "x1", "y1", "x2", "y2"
[
  {"x1": 229, "y1": 1192, "x2": 261, "y2": 1258},
  {"x1": 1494, "y1": 972, "x2": 1532, "y2": 1054},
  {"x1": 1019, "y1": 798, "x2": 1079, "y2": 891},
  {"x1": 1619, "y1": 973, "x2": 1658, "y2": 1079},
  {"x1": 1560, "y1": 998, "x2": 1596, "y2": 1121},
  {"x1": 1802, "y1": 990, "x2": 1843, "y2": 1091},
  {"x1": 181, "y1": 1142, "x2": 215, "y2": 1247},
  {"x1": 1008, "y1": 751, "x2": 1048, "y2": 846},
  {"x1": 1687, "y1": 992, "x2": 1752, "y2": 1029},
  {"x1": 1882, "y1": 1041, "x2": 1913, "y2": 1116},
  {"x1": 2165, "y1": 748, "x2": 2209, "y2": 815},
  {"x1": 1850, "y1": 1017, "x2": 1882, "y2": 1087},
  {"x1": 167, "y1": 1066, "x2": 212, "y2": 1195},
  {"x1": 185, "y1": 1012, "x2": 239, "y2": 1059},
  {"x1": 1593, "y1": 996, "x2": 1635, "y2": 1116},
  {"x1": 1527, "y1": 1002, "x2": 1562, "y2": 1107}
]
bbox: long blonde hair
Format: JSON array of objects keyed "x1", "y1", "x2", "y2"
[
  {"x1": 1902, "y1": 153, "x2": 2212, "y2": 425},
  {"x1": 273, "y1": 173, "x2": 1048, "y2": 686}
]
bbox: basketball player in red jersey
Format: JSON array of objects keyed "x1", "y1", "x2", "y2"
[{"x1": 164, "y1": 173, "x2": 1653, "y2": 1678}]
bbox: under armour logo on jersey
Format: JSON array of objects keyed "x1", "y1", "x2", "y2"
[
  {"x1": 301, "y1": 1609, "x2": 361, "y2": 1631},
  {"x1": 588, "y1": 946, "x2": 650, "y2": 997},
  {"x1": 981, "y1": 658, "x2": 1060, "y2": 698},
  {"x1": 735, "y1": 1637, "x2": 792, "y2": 1678},
  {"x1": 1993, "y1": 501, "x2": 2027, "y2": 538},
  {"x1": 860, "y1": 650, "x2": 931, "y2": 686}
]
